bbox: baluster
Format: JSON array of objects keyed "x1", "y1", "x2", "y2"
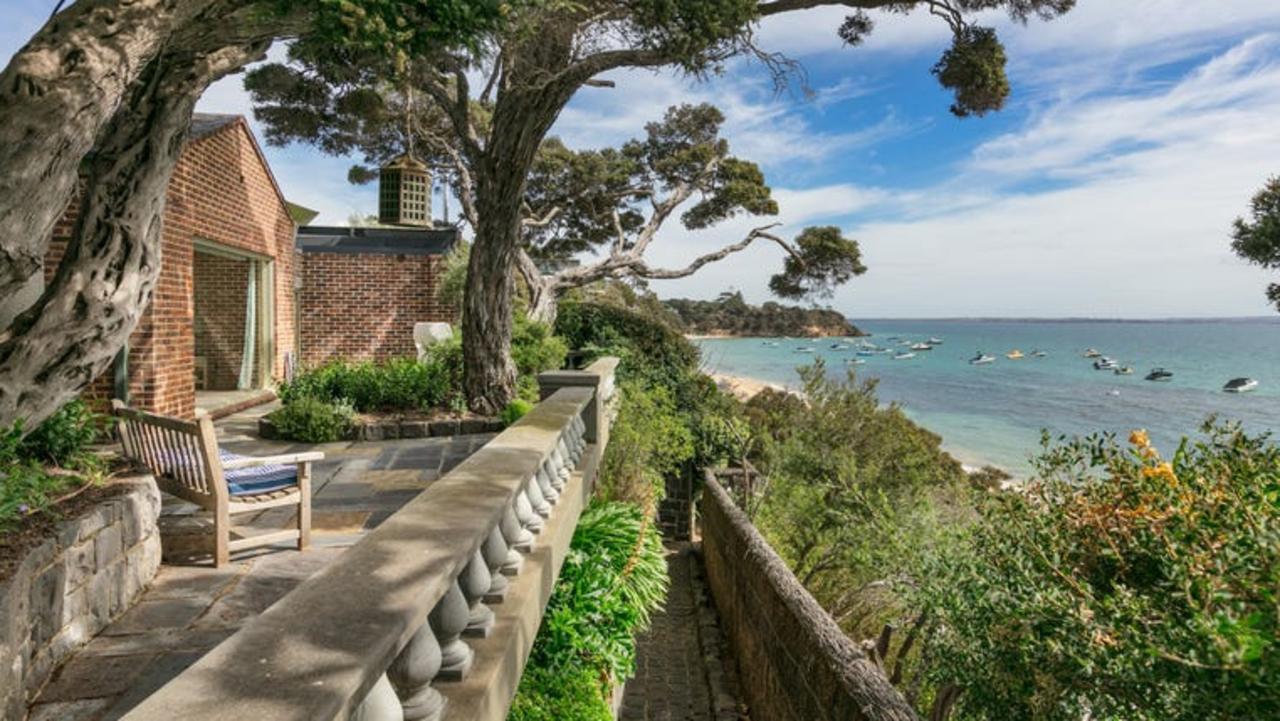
[
  {"x1": 542, "y1": 457, "x2": 565, "y2": 494},
  {"x1": 536, "y1": 461, "x2": 559, "y2": 504},
  {"x1": 481, "y1": 525, "x2": 510, "y2": 602},
  {"x1": 429, "y1": 580, "x2": 473, "y2": 681},
  {"x1": 350, "y1": 672, "x2": 404, "y2": 721},
  {"x1": 553, "y1": 438, "x2": 572, "y2": 484},
  {"x1": 461, "y1": 550, "x2": 495, "y2": 638},
  {"x1": 502, "y1": 501, "x2": 532, "y2": 559},
  {"x1": 570, "y1": 417, "x2": 586, "y2": 461},
  {"x1": 515, "y1": 480, "x2": 543, "y2": 533},
  {"x1": 388, "y1": 621, "x2": 447, "y2": 721},
  {"x1": 525, "y1": 472, "x2": 551, "y2": 518}
]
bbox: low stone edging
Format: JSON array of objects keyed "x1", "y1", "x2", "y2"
[
  {"x1": 700, "y1": 472, "x2": 918, "y2": 721},
  {"x1": 258, "y1": 414, "x2": 505, "y2": 442},
  {"x1": 0, "y1": 473, "x2": 162, "y2": 720}
]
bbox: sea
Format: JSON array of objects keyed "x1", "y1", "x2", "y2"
[{"x1": 694, "y1": 318, "x2": 1280, "y2": 477}]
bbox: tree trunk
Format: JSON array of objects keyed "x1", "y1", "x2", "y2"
[
  {"x1": 525, "y1": 278, "x2": 560, "y2": 326},
  {"x1": 0, "y1": 28, "x2": 273, "y2": 429},
  {"x1": 462, "y1": 185, "x2": 520, "y2": 415},
  {"x1": 0, "y1": 0, "x2": 231, "y2": 303}
]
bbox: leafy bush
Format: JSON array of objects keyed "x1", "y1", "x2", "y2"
[
  {"x1": 500, "y1": 399, "x2": 534, "y2": 427},
  {"x1": 279, "y1": 346, "x2": 460, "y2": 413},
  {"x1": 600, "y1": 381, "x2": 694, "y2": 504},
  {"x1": 524, "y1": 502, "x2": 668, "y2": 681},
  {"x1": 911, "y1": 423, "x2": 1280, "y2": 721},
  {"x1": 507, "y1": 666, "x2": 612, "y2": 721},
  {"x1": 512, "y1": 315, "x2": 568, "y2": 378},
  {"x1": 266, "y1": 397, "x2": 355, "y2": 443},
  {"x1": 556, "y1": 301, "x2": 699, "y2": 389},
  {"x1": 1, "y1": 400, "x2": 106, "y2": 533},
  {"x1": 20, "y1": 399, "x2": 105, "y2": 466}
]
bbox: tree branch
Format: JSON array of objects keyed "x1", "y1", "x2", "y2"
[{"x1": 632, "y1": 223, "x2": 786, "y2": 280}]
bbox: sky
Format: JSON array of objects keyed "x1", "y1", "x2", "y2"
[{"x1": 4, "y1": 1, "x2": 1280, "y2": 318}]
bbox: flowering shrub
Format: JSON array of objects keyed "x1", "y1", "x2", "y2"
[{"x1": 912, "y1": 422, "x2": 1280, "y2": 720}]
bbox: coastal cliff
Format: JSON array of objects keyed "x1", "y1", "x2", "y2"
[{"x1": 664, "y1": 292, "x2": 862, "y2": 338}]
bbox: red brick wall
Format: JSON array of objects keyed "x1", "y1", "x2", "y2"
[
  {"x1": 43, "y1": 119, "x2": 297, "y2": 418},
  {"x1": 193, "y1": 252, "x2": 251, "y2": 391},
  {"x1": 299, "y1": 252, "x2": 452, "y2": 365}
]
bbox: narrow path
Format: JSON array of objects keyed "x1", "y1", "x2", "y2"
[{"x1": 620, "y1": 543, "x2": 747, "y2": 721}]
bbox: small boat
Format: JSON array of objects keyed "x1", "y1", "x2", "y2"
[
  {"x1": 831, "y1": 343, "x2": 849, "y2": 350},
  {"x1": 927, "y1": 337, "x2": 944, "y2": 345},
  {"x1": 1083, "y1": 348, "x2": 1102, "y2": 358},
  {"x1": 969, "y1": 352, "x2": 996, "y2": 365},
  {"x1": 1114, "y1": 366, "x2": 1134, "y2": 376},
  {"x1": 1006, "y1": 349, "x2": 1025, "y2": 360},
  {"x1": 1030, "y1": 350, "x2": 1048, "y2": 358},
  {"x1": 846, "y1": 358, "x2": 867, "y2": 366},
  {"x1": 910, "y1": 342, "x2": 933, "y2": 351},
  {"x1": 1145, "y1": 368, "x2": 1174, "y2": 382},
  {"x1": 1094, "y1": 357, "x2": 1118, "y2": 370},
  {"x1": 894, "y1": 352, "x2": 916, "y2": 360},
  {"x1": 795, "y1": 347, "x2": 815, "y2": 354},
  {"x1": 856, "y1": 350, "x2": 877, "y2": 357},
  {"x1": 1223, "y1": 377, "x2": 1259, "y2": 393}
]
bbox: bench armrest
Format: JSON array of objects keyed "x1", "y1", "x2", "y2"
[{"x1": 221, "y1": 452, "x2": 325, "y2": 469}]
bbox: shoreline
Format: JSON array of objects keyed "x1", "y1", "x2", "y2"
[{"x1": 707, "y1": 370, "x2": 1011, "y2": 477}]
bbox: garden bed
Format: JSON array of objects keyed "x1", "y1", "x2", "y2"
[{"x1": 258, "y1": 410, "x2": 505, "y2": 441}]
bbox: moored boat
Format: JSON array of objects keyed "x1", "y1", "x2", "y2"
[
  {"x1": 927, "y1": 337, "x2": 944, "y2": 345},
  {"x1": 970, "y1": 352, "x2": 996, "y2": 365},
  {"x1": 1030, "y1": 349, "x2": 1048, "y2": 358},
  {"x1": 1114, "y1": 366, "x2": 1134, "y2": 376},
  {"x1": 1145, "y1": 367, "x2": 1174, "y2": 382},
  {"x1": 1083, "y1": 348, "x2": 1102, "y2": 358},
  {"x1": 910, "y1": 342, "x2": 933, "y2": 351},
  {"x1": 1223, "y1": 377, "x2": 1259, "y2": 393},
  {"x1": 1006, "y1": 349, "x2": 1025, "y2": 360},
  {"x1": 1094, "y1": 357, "x2": 1118, "y2": 370},
  {"x1": 894, "y1": 352, "x2": 916, "y2": 360}
]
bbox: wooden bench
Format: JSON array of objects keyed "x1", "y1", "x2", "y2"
[{"x1": 111, "y1": 401, "x2": 322, "y2": 567}]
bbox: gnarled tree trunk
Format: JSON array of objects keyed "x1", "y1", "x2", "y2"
[
  {"x1": 0, "y1": 0, "x2": 232, "y2": 303},
  {"x1": 0, "y1": 7, "x2": 283, "y2": 429}
]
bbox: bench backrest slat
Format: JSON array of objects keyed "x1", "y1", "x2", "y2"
[{"x1": 111, "y1": 400, "x2": 229, "y2": 509}]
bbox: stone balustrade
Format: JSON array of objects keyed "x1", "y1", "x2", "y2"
[{"x1": 120, "y1": 358, "x2": 618, "y2": 721}]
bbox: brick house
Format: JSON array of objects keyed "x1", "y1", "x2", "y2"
[
  {"x1": 295, "y1": 226, "x2": 458, "y2": 365},
  {"x1": 28, "y1": 113, "x2": 459, "y2": 420},
  {"x1": 35, "y1": 114, "x2": 299, "y2": 419}
]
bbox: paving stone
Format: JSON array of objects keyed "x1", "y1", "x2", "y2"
[
  {"x1": 365, "y1": 469, "x2": 430, "y2": 492},
  {"x1": 143, "y1": 565, "x2": 240, "y2": 602},
  {"x1": 102, "y1": 599, "x2": 207, "y2": 635},
  {"x1": 79, "y1": 628, "x2": 234, "y2": 657},
  {"x1": 27, "y1": 698, "x2": 114, "y2": 721},
  {"x1": 311, "y1": 510, "x2": 373, "y2": 534},
  {"x1": 37, "y1": 653, "x2": 156, "y2": 702}
]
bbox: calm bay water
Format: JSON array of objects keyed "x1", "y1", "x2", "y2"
[{"x1": 695, "y1": 319, "x2": 1280, "y2": 476}]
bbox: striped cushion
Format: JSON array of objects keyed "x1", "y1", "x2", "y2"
[{"x1": 218, "y1": 449, "x2": 298, "y2": 496}]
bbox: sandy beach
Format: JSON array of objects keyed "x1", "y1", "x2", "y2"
[{"x1": 708, "y1": 372, "x2": 788, "y2": 402}]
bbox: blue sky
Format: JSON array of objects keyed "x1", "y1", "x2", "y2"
[{"x1": 5, "y1": 1, "x2": 1280, "y2": 318}]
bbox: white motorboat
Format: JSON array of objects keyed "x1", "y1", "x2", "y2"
[
  {"x1": 1083, "y1": 348, "x2": 1102, "y2": 358},
  {"x1": 1223, "y1": 377, "x2": 1259, "y2": 393},
  {"x1": 894, "y1": 352, "x2": 916, "y2": 360},
  {"x1": 1094, "y1": 357, "x2": 1118, "y2": 370},
  {"x1": 1145, "y1": 368, "x2": 1174, "y2": 382},
  {"x1": 927, "y1": 337, "x2": 944, "y2": 345},
  {"x1": 910, "y1": 342, "x2": 933, "y2": 351},
  {"x1": 1114, "y1": 366, "x2": 1134, "y2": 376},
  {"x1": 1030, "y1": 349, "x2": 1048, "y2": 358},
  {"x1": 846, "y1": 358, "x2": 867, "y2": 365},
  {"x1": 969, "y1": 352, "x2": 996, "y2": 365}
]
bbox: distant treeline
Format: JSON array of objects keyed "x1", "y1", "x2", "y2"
[{"x1": 664, "y1": 291, "x2": 862, "y2": 337}]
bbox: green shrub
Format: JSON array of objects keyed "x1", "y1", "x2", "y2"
[
  {"x1": 510, "y1": 503, "x2": 668, "y2": 718},
  {"x1": 555, "y1": 301, "x2": 699, "y2": 389},
  {"x1": 20, "y1": 400, "x2": 104, "y2": 466},
  {"x1": 267, "y1": 397, "x2": 355, "y2": 443},
  {"x1": 279, "y1": 346, "x2": 461, "y2": 413},
  {"x1": 600, "y1": 381, "x2": 694, "y2": 504},
  {"x1": 507, "y1": 666, "x2": 612, "y2": 721},
  {"x1": 500, "y1": 399, "x2": 534, "y2": 427},
  {"x1": 512, "y1": 315, "x2": 568, "y2": 378},
  {"x1": 911, "y1": 423, "x2": 1280, "y2": 721}
]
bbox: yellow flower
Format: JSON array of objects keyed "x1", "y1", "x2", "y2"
[
  {"x1": 1142, "y1": 462, "x2": 1178, "y2": 485},
  {"x1": 1129, "y1": 429, "x2": 1150, "y2": 448}
]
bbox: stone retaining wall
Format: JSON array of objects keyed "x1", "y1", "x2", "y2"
[
  {"x1": 0, "y1": 474, "x2": 162, "y2": 720},
  {"x1": 699, "y1": 473, "x2": 918, "y2": 721},
  {"x1": 258, "y1": 414, "x2": 504, "y2": 441}
]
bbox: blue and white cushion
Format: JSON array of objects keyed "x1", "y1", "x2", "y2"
[{"x1": 218, "y1": 449, "x2": 298, "y2": 496}]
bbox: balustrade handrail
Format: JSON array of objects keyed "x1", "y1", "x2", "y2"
[{"x1": 122, "y1": 358, "x2": 619, "y2": 721}]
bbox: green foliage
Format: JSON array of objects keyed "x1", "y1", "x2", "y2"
[
  {"x1": 1, "y1": 401, "x2": 106, "y2": 533},
  {"x1": 556, "y1": 301, "x2": 699, "y2": 389},
  {"x1": 525, "y1": 502, "x2": 669, "y2": 679},
  {"x1": 511, "y1": 316, "x2": 569, "y2": 378},
  {"x1": 507, "y1": 666, "x2": 612, "y2": 721},
  {"x1": 500, "y1": 398, "x2": 534, "y2": 427},
  {"x1": 768, "y1": 225, "x2": 868, "y2": 300},
  {"x1": 266, "y1": 397, "x2": 356, "y2": 443},
  {"x1": 1231, "y1": 175, "x2": 1280, "y2": 311},
  {"x1": 600, "y1": 381, "x2": 694, "y2": 504},
  {"x1": 749, "y1": 362, "x2": 967, "y2": 637},
  {"x1": 18, "y1": 400, "x2": 105, "y2": 467},
  {"x1": 279, "y1": 352, "x2": 458, "y2": 412},
  {"x1": 665, "y1": 290, "x2": 862, "y2": 337},
  {"x1": 625, "y1": 0, "x2": 759, "y2": 73},
  {"x1": 932, "y1": 25, "x2": 1010, "y2": 118},
  {"x1": 912, "y1": 424, "x2": 1280, "y2": 721},
  {"x1": 437, "y1": 240, "x2": 470, "y2": 318}
]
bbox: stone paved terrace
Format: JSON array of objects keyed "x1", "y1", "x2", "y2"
[{"x1": 25, "y1": 403, "x2": 493, "y2": 721}]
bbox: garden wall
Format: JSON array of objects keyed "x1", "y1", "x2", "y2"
[
  {"x1": 699, "y1": 474, "x2": 917, "y2": 721},
  {"x1": 0, "y1": 475, "x2": 162, "y2": 720}
]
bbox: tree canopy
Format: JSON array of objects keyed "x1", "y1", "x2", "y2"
[{"x1": 1231, "y1": 176, "x2": 1280, "y2": 312}]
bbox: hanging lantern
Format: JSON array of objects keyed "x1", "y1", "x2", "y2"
[{"x1": 378, "y1": 154, "x2": 432, "y2": 227}]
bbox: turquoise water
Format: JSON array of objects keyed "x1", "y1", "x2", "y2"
[{"x1": 695, "y1": 319, "x2": 1280, "y2": 476}]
